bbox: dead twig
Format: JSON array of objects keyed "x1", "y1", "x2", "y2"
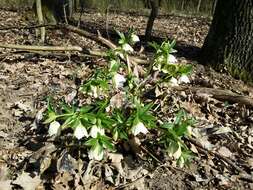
[
  {"x1": 114, "y1": 172, "x2": 150, "y2": 190},
  {"x1": 60, "y1": 24, "x2": 148, "y2": 65},
  {"x1": 0, "y1": 24, "x2": 56, "y2": 31},
  {"x1": 140, "y1": 145, "x2": 162, "y2": 163},
  {"x1": 0, "y1": 43, "x2": 82, "y2": 52},
  {"x1": 172, "y1": 86, "x2": 253, "y2": 107}
]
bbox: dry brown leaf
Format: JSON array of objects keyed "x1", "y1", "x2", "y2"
[
  {"x1": 217, "y1": 146, "x2": 233, "y2": 158},
  {"x1": 0, "y1": 180, "x2": 12, "y2": 190},
  {"x1": 13, "y1": 172, "x2": 41, "y2": 190},
  {"x1": 108, "y1": 153, "x2": 124, "y2": 176}
]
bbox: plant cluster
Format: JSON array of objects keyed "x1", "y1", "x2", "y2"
[{"x1": 44, "y1": 29, "x2": 194, "y2": 167}]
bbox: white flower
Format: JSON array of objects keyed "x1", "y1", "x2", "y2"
[
  {"x1": 48, "y1": 121, "x2": 61, "y2": 136},
  {"x1": 187, "y1": 126, "x2": 192, "y2": 136},
  {"x1": 113, "y1": 73, "x2": 126, "y2": 89},
  {"x1": 178, "y1": 74, "x2": 190, "y2": 84},
  {"x1": 115, "y1": 51, "x2": 124, "y2": 59},
  {"x1": 168, "y1": 54, "x2": 177, "y2": 64},
  {"x1": 131, "y1": 121, "x2": 148, "y2": 136},
  {"x1": 88, "y1": 145, "x2": 104, "y2": 161},
  {"x1": 130, "y1": 34, "x2": 140, "y2": 43},
  {"x1": 90, "y1": 125, "x2": 105, "y2": 138},
  {"x1": 173, "y1": 144, "x2": 182, "y2": 159},
  {"x1": 74, "y1": 123, "x2": 89, "y2": 140},
  {"x1": 178, "y1": 156, "x2": 185, "y2": 168},
  {"x1": 88, "y1": 85, "x2": 99, "y2": 98},
  {"x1": 122, "y1": 43, "x2": 134, "y2": 52},
  {"x1": 169, "y1": 77, "x2": 179, "y2": 86},
  {"x1": 105, "y1": 106, "x2": 111, "y2": 112}
]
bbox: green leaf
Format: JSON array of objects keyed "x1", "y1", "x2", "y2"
[
  {"x1": 132, "y1": 116, "x2": 140, "y2": 126},
  {"x1": 175, "y1": 110, "x2": 185, "y2": 125},
  {"x1": 139, "y1": 103, "x2": 153, "y2": 115},
  {"x1": 162, "y1": 64, "x2": 177, "y2": 75},
  {"x1": 178, "y1": 65, "x2": 192, "y2": 75},
  {"x1": 113, "y1": 129, "x2": 119, "y2": 141},
  {"x1": 85, "y1": 138, "x2": 98, "y2": 147},
  {"x1": 116, "y1": 30, "x2": 126, "y2": 44},
  {"x1": 167, "y1": 140, "x2": 179, "y2": 155},
  {"x1": 97, "y1": 100, "x2": 109, "y2": 113},
  {"x1": 61, "y1": 102, "x2": 75, "y2": 114},
  {"x1": 113, "y1": 127, "x2": 128, "y2": 141},
  {"x1": 100, "y1": 135, "x2": 115, "y2": 151},
  {"x1": 140, "y1": 113, "x2": 156, "y2": 122},
  {"x1": 177, "y1": 150, "x2": 194, "y2": 167},
  {"x1": 61, "y1": 116, "x2": 77, "y2": 129},
  {"x1": 170, "y1": 39, "x2": 176, "y2": 49},
  {"x1": 43, "y1": 111, "x2": 58, "y2": 124},
  {"x1": 80, "y1": 105, "x2": 93, "y2": 114},
  {"x1": 160, "y1": 123, "x2": 174, "y2": 129},
  {"x1": 46, "y1": 97, "x2": 54, "y2": 112},
  {"x1": 174, "y1": 122, "x2": 188, "y2": 137},
  {"x1": 148, "y1": 41, "x2": 160, "y2": 51}
]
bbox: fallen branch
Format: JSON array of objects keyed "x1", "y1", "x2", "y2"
[
  {"x1": 172, "y1": 86, "x2": 253, "y2": 107},
  {"x1": 0, "y1": 23, "x2": 149, "y2": 65},
  {"x1": 0, "y1": 24, "x2": 56, "y2": 31},
  {"x1": 60, "y1": 24, "x2": 116, "y2": 49},
  {"x1": 60, "y1": 24, "x2": 149, "y2": 65},
  {"x1": 0, "y1": 43, "x2": 82, "y2": 52}
]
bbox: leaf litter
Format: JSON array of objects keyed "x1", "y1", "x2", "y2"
[{"x1": 0, "y1": 9, "x2": 253, "y2": 189}]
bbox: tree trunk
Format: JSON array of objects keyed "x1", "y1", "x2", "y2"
[
  {"x1": 200, "y1": 0, "x2": 253, "y2": 82},
  {"x1": 197, "y1": 0, "x2": 202, "y2": 13},
  {"x1": 211, "y1": 0, "x2": 217, "y2": 16},
  {"x1": 181, "y1": 0, "x2": 185, "y2": 11},
  {"x1": 35, "y1": 0, "x2": 45, "y2": 43},
  {"x1": 67, "y1": 0, "x2": 73, "y2": 19},
  {"x1": 145, "y1": 0, "x2": 159, "y2": 42},
  {"x1": 35, "y1": 0, "x2": 73, "y2": 24}
]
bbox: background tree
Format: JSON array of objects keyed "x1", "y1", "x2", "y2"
[
  {"x1": 35, "y1": 0, "x2": 45, "y2": 42},
  {"x1": 200, "y1": 0, "x2": 253, "y2": 82},
  {"x1": 145, "y1": 0, "x2": 160, "y2": 42},
  {"x1": 34, "y1": 0, "x2": 73, "y2": 43},
  {"x1": 35, "y1": 0, "x2": 73, "y2": 24}
]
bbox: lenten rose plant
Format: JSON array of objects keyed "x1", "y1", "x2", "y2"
[{"x1": 44, "y1": 30, "x2": 194, "y2": 167}]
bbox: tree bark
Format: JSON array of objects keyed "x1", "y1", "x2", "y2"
[
  {"x1": 67, "y1": 0, "x2": 74, "y2": 19},
  {"x1": 211, "y1": 0, "x2": 218, "y2": 16},
  {"x1": 0, "y1": 43, "x2": 82, "y2": 52},
  {"x1": 197, "y1": 0, "x2": 202, "y2": 13},
  {"x1": 145, "y1": 0, "x2": 159, "y2": 42},
  {"x1": 35, "y1": 0, "x2": 45, "y2": 43},
  {"x1": 35, "y1": 0, "x2": 73, "y2": 24},
  {"x1": 200, "y1": 0, "x2": 253, "y2": 82},
  {"x1": 181, "y1": 0, "x2": 185, "y2": 11}
]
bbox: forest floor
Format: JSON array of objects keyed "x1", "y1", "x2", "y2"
[{"x1": 0, "y1": 9, "x2": 253, "y2": 190}]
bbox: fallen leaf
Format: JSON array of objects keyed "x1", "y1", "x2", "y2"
[
  {"x1": 198, "y1": 136, "x2": 214, "y2": 150},
  {"x1": 0, "y1": 131, "x2": 8, "y2": 138},
  {"x1": 108, "y1": 153, "x2": 124, "y2": 176},
  {"x1": 217, "y1": 146, "x2": 233, "y2": 158},
  {"x1": 213, "y1": 127, "x2": 232, "y2": 135},
  {"x1": 13, "y1": 172, "x2": 41, "y2": 190},
  {"x1": 0, "y1": 180, "x2": 12, "y2": 190}
]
